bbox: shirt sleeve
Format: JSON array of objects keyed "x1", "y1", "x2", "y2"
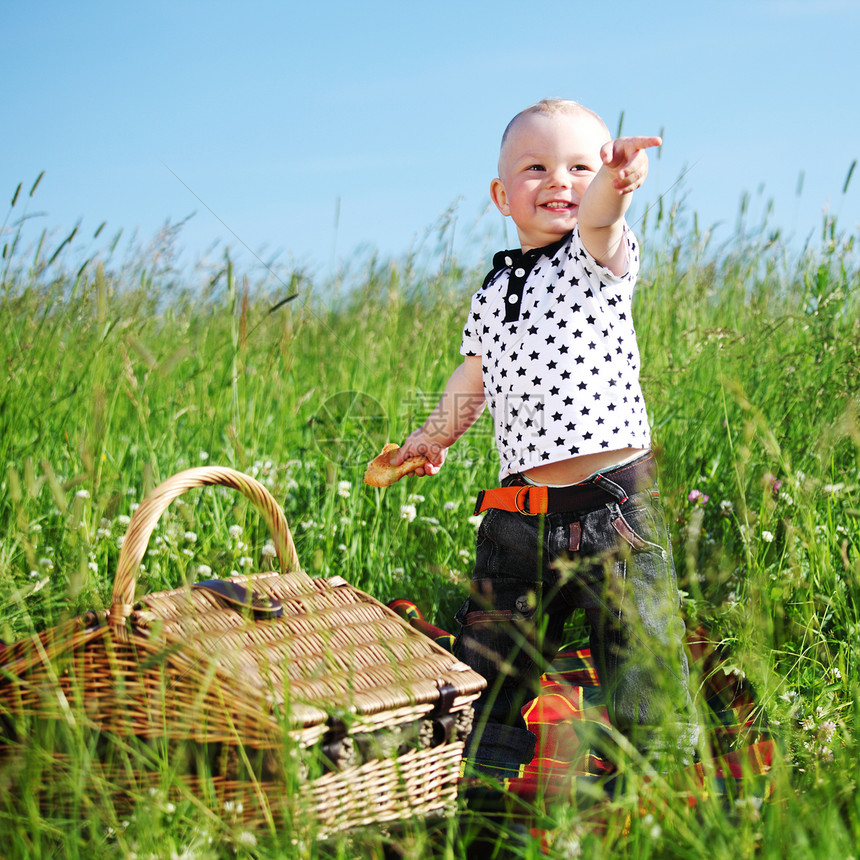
[
  {"x1": 459, "y1": 288, "x2": 484, "y2": 357},
  {"x1": 573, "y1": 223, "x2": 640, "y2": 288}
]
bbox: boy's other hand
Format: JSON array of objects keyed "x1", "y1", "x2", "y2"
[
  {"x1": 395, "y1": 428, "x2": 447, "y2": 477},
  {"x1": 600, "y1": 136, "x2": 662, "y2": 194}
]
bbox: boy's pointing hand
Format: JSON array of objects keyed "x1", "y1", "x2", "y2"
[{"x1": 600, "y1": 136, "x2": 662, "y2": 194}]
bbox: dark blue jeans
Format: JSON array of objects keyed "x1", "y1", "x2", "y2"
[{"x1": 453, "y1": 457, "x2": 696, "y2": 774}]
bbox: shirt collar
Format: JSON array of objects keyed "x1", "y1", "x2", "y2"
[{"x1": 490, "y1": 232, "x2": 570, "y2": 271}]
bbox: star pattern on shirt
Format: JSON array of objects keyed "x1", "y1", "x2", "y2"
[{"x1": 461, "y1": 227, "x2": 649, "y2": 478}]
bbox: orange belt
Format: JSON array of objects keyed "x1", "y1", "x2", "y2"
[
  {"x1": 473, "y1": 485, "x2": 550, "y2": 516},
  {"x1": 473, "y1": 455, "x2": 655, "y2": 516}
]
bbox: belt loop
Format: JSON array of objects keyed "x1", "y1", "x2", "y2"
[
  {"x1": 473, "y1": 490, "x2": 486, "y2": 516},
  {"x1": 593, "y1": 473, "x2": 629, "y2": 505}
]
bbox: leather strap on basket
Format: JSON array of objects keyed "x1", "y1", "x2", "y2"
[
  {"x1": 192, "y1": 579, "x2": 283, "y2": 619},
  {"x1": 108, "y1": 466, "x2": 304, "y2": 630}
]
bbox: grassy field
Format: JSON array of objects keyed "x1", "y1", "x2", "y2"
[{"x1": 1, "y1": 174, "x2": 859, "y2": 858}]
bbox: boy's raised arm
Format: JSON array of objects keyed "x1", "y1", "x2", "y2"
[
  {"x1": 578, "y1": 135, "x2": 662, "y2": 275},
  {"x1": 393, "y1": 355, "x2": 485, "y2": 477}
]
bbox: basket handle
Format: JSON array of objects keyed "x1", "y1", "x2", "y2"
[{"x1": 108, "y1": 466, "x2": 305, "y2": 628}]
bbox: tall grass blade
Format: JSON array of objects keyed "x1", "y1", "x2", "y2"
[
  {"x1": 28, "y1": 171, "x2": 45, "y2": 197},
  {"x1": 47, "y1": 224, "x2": 79, "y2": 266},
  {"x1": 843, "y1": 159, "x2": 856, "y2": 194}
]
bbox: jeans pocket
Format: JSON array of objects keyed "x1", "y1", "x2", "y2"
[
  {"x1": 610, "y1": 494, "x2": 669, "y2": 557},
  {"x1": 453, "y1": 598, "x2": 536, "y2": 683},
  {"x1": 475, "y1": 508, "x2": 498, "y2": 548}
]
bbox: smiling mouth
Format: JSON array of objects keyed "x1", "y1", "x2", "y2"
[{"x1": 542, "y1": 201, "x2": 576, "y2": 211}]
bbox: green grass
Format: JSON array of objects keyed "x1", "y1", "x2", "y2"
[{"x1": 1, "y1": 175, "x2": 859, "y2": 858}]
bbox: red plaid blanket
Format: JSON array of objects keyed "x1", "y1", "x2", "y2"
[{"x1": 388, "y1": 600, "x2": 774, "y2": 804}]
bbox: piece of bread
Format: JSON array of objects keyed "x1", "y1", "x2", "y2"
[{"x1": 363, "y1": 443, "x2": 429, "y2": 487}]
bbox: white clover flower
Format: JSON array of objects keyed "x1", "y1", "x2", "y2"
[
  {"x1": 117, "y1": 514, "x2": 131, "y2": 526},
  {"x1": 29, "y1": 570, "x2": 40, "y2": 579},
  {"x1": 779, "y1": 492, "x2": 795, "y2": 506},
  {"x1": 393, "y1": 567, "x2": 405, "y2": 577},
  {"x1": 300, "y1": 520, "x2": 316, "y2": 529},
  {"x1": 407, "y1": 493, "x2": 425, "y2": 504},
  {"x1": 400, "y1": 504, "x2": 417, "y2": 523},
  {"x1": 88, "y1": 561, "x2": 98, "y2": 573},
  {"x1": 184, "y1": 531, "x2": 197, "y2": 543},
  {"x1": 761, "y1": 530, "x2": 775, "y2": 543},
  {"x1": 97, "y1": 527, "x2": 111, "y2": 539},
  {"x1": 130, "y1": 502, "x2": 140, "y2": 512},
  {"x1": 239, "y1": 556, "x2": 253, "y2": 567},
  {"x1": 551, "y1": 834, "x2": 582, "y2": 858},
  {"x1": 443, "y1": 501, "x2": 458, "y2": 511},
  {"x1": 198, "y1": 450, "x2": 209, "y2": 461},
  {"x1": 643, "y1": 814, "x2": 661, "y2": 839},
  {"x1": 197, "y1": 564, "x2": 212, "y2": 577},
  {"x1": 337, "y1": 543, "x2": 347, "y2": 552},
  {"x1": 720, "y1": 500, "x2": 734, "y2": 514},
  {"x1": 236, "y1": 831, "x2": 257, "y2": 848},
  {"x1": 76, "y1": 489, "x2": 91, "y2": 499},
  {"x1": 228, "y1": 524, "x2": 243, "y2": 540},
  {"x1": 468, "y1": 514, "x2": 484, "y2": 528},
  {"x1": 39, "y1": 556, "x2": 54, "y2": 571},
  {"x1": 182, "y1": 548, "x2": 194, "y2": 557},
  {"x1": 260, "y1": 543, "x2": 277, "y2": 558},
  {"x1": 734, "y1": 796, "x2": 763, "y2": 820},
  {"x1": 337, "y1": 480, "x2": 352, "y2": 498},
  {"x1": 29, "y1": 522, "x2": 42, "y2": 534}
]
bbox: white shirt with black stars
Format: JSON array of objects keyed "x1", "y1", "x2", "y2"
[{"x1": 460, "y1": 225, "x2": 651, "y2": 480}]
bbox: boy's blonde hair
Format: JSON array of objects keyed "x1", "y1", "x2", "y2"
[{"x1": 499, "y1": 99, "x2": 610, "y2": 168}]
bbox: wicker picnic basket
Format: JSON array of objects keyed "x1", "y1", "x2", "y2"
[{"x1": 0, "y1": 467, "x2": 485, "y2": 836}]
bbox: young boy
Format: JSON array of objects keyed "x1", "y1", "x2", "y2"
[{"x1": 395, "y1": 99, "x2": 696, "y2": 776}]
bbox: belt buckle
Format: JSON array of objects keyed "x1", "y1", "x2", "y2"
[{"x1": 514, "y1": 486, "x2": 538, "y2": 516}]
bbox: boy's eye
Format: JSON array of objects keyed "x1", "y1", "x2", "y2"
[
  {"x1": 571, "y1": 164, "x2": 591, "y2": 172},
  {"x1": 526, "y1": 164, "x2": 545, "y2": 172}
]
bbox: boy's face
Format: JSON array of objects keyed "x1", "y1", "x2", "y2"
[{"x1": 491, "y1": 110, "x2": 608, "y2": 252}]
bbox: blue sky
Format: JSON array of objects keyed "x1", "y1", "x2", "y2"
[{"x1": 3, "y1": 0, "x2": 858, "y2": 280}]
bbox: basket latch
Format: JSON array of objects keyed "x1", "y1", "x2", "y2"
[{"x1": 428, "y1": 682, "x2": 458, "y2": 719}]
